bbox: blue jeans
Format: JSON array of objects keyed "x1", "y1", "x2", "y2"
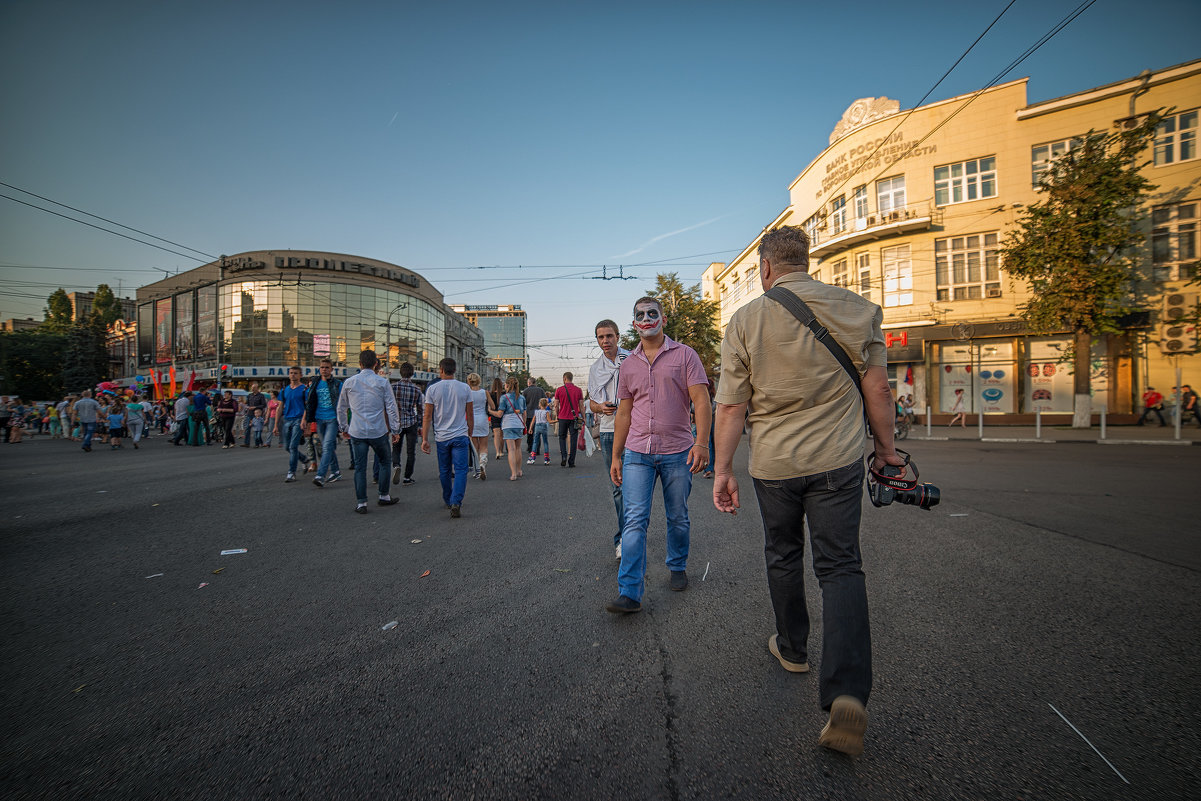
[
  {"x1": 618, "y1": 448, "x2": 692, "y2": 602},
  {"x1": 599, "y1": 432, "x2": 624, "y2": 547},
  {"x1": 81, "y1": 422, "x2": 97, "y2": 449},
  {"x1": 533, "y1": 422, "x2": 549, "y2": 455},
  {"x1": 281, "y1": 417, "x2": 309, "y2": 474},
  {"x1": 350, "y1": 435, "x2": 392, "y2": 503},
  {"x1": 435, "y1": 436, "x2": 471, "y2": 507},
  {"x1": 315, "y1": 419, "x2": 341, "y2": 478},
  {"x1": 753, "y1": 460, "x2": 871, "y2": 711}
]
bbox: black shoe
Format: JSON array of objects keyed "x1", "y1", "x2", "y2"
[
  {"x1": 377, "y1": 497, "x2": 399, "y2": 506},
  {"x1": 354, "y1": 504, "x2": 368, "y2": 514},
  {"x1": 561, "y1": 458, "x2": 567, "y2": 466},
  {"x1": 606, "y1": 595, "x2": 642, "y2": 614},
  {"x1": 568, "y1": 463, "x2": 575, "y2": 468},
  {"x1": 450, "y1": 504, "x2": 461, "y2": 518},
  {"x1": 670, "y1": 570, "x2": 688, "y2": 592},
  {"x1": 313, "y1": 477, "x2": 325, "y2": 488},
  {"x1": 82, "y1": 446, "x2": 91, "y2": 452},
  {"x1": 402, "y1": 478, "x2": 415, "y2": 486}
]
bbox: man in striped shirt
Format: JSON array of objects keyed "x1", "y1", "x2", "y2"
[{"x1": 390, "y1": 361, "x2": 425, "y2": 487}]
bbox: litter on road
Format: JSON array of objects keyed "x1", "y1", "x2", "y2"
[
  {"x1": 72, "y1": 685, "x2": 86, "y2": 693},
  {"x1": 410, "y1": 539, "x2": 422, "y2": 544},
  {"x1": 1048, "y1": 703, "x2": 1130, "y2": 784},
  {"x1": 197, "y1": 582, "x2": 209, "y2": 589},
  {"x1": 219, "y1": 549, "x2": 248, "y2": 555},
  {"x1": 420, "y1": 570, "x2": 431, "y2": 578},
  {"x1": 144, "y1": 573, "x2": 163, "y2": 579},
  {"x1": 212, "y1": 568, "x2": 224, "y2": 575},
  {"x1": 702, "y1": 562, "x2": 711, "y2": 581},
  {"x1": 949, "y1": 513, "x2": 969, "y2": 517},
  {"x1": 381, "y1": 621, "x2": 399, "y2": 631}
]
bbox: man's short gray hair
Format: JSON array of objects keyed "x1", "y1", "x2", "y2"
[{"x1": 758, "y1": 226, "x2": 810, "y2": 273}]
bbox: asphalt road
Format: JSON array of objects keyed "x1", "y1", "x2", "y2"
[{"x1": 1, "y1": 433, "x2": 1198, "y2": 800}]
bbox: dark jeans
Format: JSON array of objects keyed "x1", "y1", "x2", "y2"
[
  {"x1": 557, "y1": 419, "x2": 578, "y2": 465},
  {"x1": 525, "y1": 417, "x2": 536, "y2": 453},
  {"x1": 350, "y1": 434, "x2": 392, "y2": 503},
  {"x1": 1138, "y1": 406, "x2": 1166, "y2": 426},
  {"x1": 219, "y1": 415, "x2": 236, "y2": 445},
  {"x1": 392, "y1": 423, "x2": 420, "y2": 480},
  {"x1": 598, "y1": 432, "x2": 624, "y2": 546},
  {"x1": 753, "y1": 460, "x2": 871, "y2": 712}
]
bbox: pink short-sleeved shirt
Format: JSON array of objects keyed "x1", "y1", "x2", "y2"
[{"x1": 617, "y1": 336, "x2": 708, "y2": 455}]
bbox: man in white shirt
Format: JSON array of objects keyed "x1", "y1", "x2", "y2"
[
  {"x1": 336, "y1": 349, "x2": 401, "y2": 514},
  {"x1": 587, "y1": 319, "x2": 630, "y2": 560},
  {"x1": 421, "y1": 357, "x2": 474, "y2": 519}
]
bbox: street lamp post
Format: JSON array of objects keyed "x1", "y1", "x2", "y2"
[{"x1": 380, "y1": 303, "x2": 408, "y2": 367}]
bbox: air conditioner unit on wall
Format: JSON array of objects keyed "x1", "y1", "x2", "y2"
[{"x1": 1158, "y1": 291, "x2": 1200, "y2": 354}]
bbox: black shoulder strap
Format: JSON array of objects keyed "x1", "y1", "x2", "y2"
[{"x1": 764, "y1": 285, "x2": 866, "y2": 414}]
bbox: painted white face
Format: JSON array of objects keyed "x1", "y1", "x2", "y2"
[{"x1": 633, "y1": 302, "x2": 664, "y2": 338}]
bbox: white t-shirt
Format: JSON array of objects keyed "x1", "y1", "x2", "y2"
[
  {"x1": 587, "y1": 349, "x2": 629, "y2": 433},
  {"x1": 425, "y1": 379, "x2": 472, "y2": 442}
]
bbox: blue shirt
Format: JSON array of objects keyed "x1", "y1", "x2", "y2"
[
  {"x1": 315, "y1": 380, "x2": 337, "y2": 421},
  {"x1": 191, "y1": 393, "x2": 210, "y2": 413},
  {"x1": 107, "y1": 412, "x2": 125, "y2": 429},
  {"x1": 280, "y1": 384, "x2": 307, "y2": 419}
]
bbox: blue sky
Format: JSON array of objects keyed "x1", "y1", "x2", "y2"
[{"x1": 2, "y1": 0, "x2": 1198, "y2": 379}]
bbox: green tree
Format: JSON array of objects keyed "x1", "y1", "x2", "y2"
[
  {"x1": 0, "y1": 329, "x2": 68, "y2": 398},
  {"x1": 42, "y1": 288, "x2": 75, "y2": 333},
  {"x1": 999, "y1": 113, "x2": 1162, "y2": 428},
  {"x1": 61, "y1": 322, "x2": 108, "y2": 393},
  {"x1": 91, "y1": 284, "x2": 122, "y2": 327},
  {"x1": 620, "y1": 272, "x2": 721, "y2": 372}
]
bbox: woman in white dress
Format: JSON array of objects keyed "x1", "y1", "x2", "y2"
[
  {"x1": 466, "y1": 373, "x2": 494, "y2": 480},
  {"x1": 948, "y1": 388, "x2": 966, "y2": 428}
]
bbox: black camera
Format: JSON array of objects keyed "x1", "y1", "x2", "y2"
[{"x1": 867, "y1": 449, "x2": 940, "y2": 510}]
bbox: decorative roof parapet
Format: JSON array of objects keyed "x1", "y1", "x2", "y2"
[{"x1": 830, "y1": 97, "x2": 900, "y2": 144}]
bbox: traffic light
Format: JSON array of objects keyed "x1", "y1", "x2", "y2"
[
  {"x1": 1158, "y1": 292, "x2": 1199, "y2": 354},
  {"x1": 220, "y1": 364, "x2": 230, "y2": 378}
]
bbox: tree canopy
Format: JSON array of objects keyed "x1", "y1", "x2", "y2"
[
  {"x1": 42, "y1": 288, "x2": 74, "y2": 333},
  {"x1": 91, "y1": 284, "x2": 122, "y2": 327},
  {"x1": 999, "y1": 112, "x2": 1162, "y2": 426},
  {"x1": 620, "y1": 272, "x2": 721, "y2": 372}
]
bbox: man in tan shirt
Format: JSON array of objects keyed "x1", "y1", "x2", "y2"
[{"x1": 712, "y1": 225, "x2": 905, "y2": 757}]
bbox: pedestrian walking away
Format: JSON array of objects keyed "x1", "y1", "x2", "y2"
[
  {"x1": 497, "y1": 376, "x2": 526, "y2": 480},
  {"x1": 521, "y1": 377, "x2": 546, "y2": 456},
  {"x1": 242, "y1": 382, "x2": 268, "y2": 446},
  {"x1": 276, "y1": 366, "x2": 312, "y2": 481},
  {"x1": 106, "y1": 400, "x2": 126, "y2": 450},
  {"x1": 125, "y1": 394, "x2": 147, "y2": 448},
  {"x1": 337, "y1": 350, "x2": 400, "y2": 513},
  {"x1": 530, "y1": 398, "x2": 551, "y2": 465},
  {"x1": 170, "y1": 392, "x2": 192, "y2": 446},
  {"x1": 73, "y1": 390, "x2": 101, "y2": 452},
  {"x1": 606, "y1": 297, "x2": 710, "y2": 614},
  {"x1": 588, "y1": 318, "x2": 630, "y2": 560},
  {"x1": 422, "y1": 358, "x2": 473, "y2": 518},
  {"x1": 390, "y1": 362, "x2": 425, "y2": 487},
  {"x1": 1181, "y1": 384, "x2": 1200, "y2": 427},
  {"x1": 554, "y1": 372, "x2": 584, "y2": 467},
  {"x1": 465, "y1": 373, "x2": 493, "y2": 480},
  {"x1": 487, "y1": 377, "x2": 504, "y2": 462},
  {"x1": 190, "y1": 389, "x2": 212, "y2": 445},
  {"x1": 711, "y1": 225, "x2": 906, "y2": 758},
  {"x1": 308, "y1": 359, "x2": 344, "y2": 485}
]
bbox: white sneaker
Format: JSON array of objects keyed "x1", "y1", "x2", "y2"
[
  {"x1": 527, "y1": 456, "x2": 535, "y2": 464},
  {"x1": 615, "y1": 543, "x2": 622, "y2": 561},
  {"x1": 284, "y1": 473, "x2": 295, "y2": 482}
]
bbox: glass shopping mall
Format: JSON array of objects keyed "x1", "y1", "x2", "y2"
[{"x1": 130, "y1": 250, "x2": 492, "y2": 387}]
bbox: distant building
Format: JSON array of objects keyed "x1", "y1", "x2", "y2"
[
  {"x1": 449, "y1": 304, "x2": 528, "y2": 374},
  {"x1": 704, "y1": 59, "x2": 1201, "y2": 422},
  {"x1": 1, "y1": 317, "x2": 41, "y2": 332},
  {"x1": 68, "y1": 291, "x2": 136, "y2": 323}
]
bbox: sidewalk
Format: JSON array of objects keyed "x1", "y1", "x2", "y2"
[{"x1": 906, "y1": 421, "x2": 1201, "y2": 445}]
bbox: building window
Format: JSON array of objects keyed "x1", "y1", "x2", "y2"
[
  {"x1": 1154, "y1": 110, "x2": 1197, "y2": 166},
  {"x1": 831, "y1": 258, "x2": 848, "y2": 288},
  {"x1": 748, "y1": 264, "x2": 759, "y2": 287},
  {"x1": 1031, "y1": 137, "x2": 1082, "y2": 187},
  {"x1": 936, "y1": 233, "x2": 1001, "y2": 301},
  {"x1": 877, "y1": 176, "x2": 906, "y2": 214},
  {"x1": 857, "y1": 253, "x2": 872, "y2": 303},
  {"x1": 1152, "y1": 202, "x2": 1197, "y2": 281},
  {"x1": 803, "y1": 213, "x2": 820, "y2": 246},
  {"x1": 882, "y1": 246, "x2": 912, "y2": 307},
  {"x1": 853, "y1": 185, "x2": 869, "y2": 220},
  {"x1": 831, "y1": 195, "x2": 847, "y2": 234},
  {"x1": 934, "y1": 157, "x2": 997, "y2": 205}
]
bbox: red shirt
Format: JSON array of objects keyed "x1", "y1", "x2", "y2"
[
  {"x1": 554, "y1": 383, "x2": 584, "y2": 420},
  {"x1": 1143, "y1": 390, "x2": 1163, "y2": 407}
]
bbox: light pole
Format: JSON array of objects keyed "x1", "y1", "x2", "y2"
[{"x1": 380, "y1": 303, "x2": 408, "y2": 367}]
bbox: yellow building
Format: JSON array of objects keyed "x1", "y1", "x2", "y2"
[{"x1": 703, "y1": 59, "x2": 1200, "y2": 422}]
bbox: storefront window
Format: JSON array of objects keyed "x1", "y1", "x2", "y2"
[{"x1": 936, "y1": 341, "x2": 1015, "y2": 413}]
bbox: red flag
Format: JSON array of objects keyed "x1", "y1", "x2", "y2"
[
  {"x1": 169, "y1": 366, "x2": 177, "y2": 397},
  {"x1": 904, "y1": 365, "x2": 914, "y2": 385},
  {"x1": 185, "y1": 370, "x2": 196, "y2": 391}
]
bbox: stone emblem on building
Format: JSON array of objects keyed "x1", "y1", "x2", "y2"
[{"x1": 830, "y1": 97, "x2": 900, "y2": 144}]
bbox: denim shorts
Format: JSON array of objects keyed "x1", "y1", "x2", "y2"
[{"x1": 502, "y1": 427, "x2": 523, "y2": 440}]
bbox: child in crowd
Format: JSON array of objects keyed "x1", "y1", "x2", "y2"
[
  {"x1": 48, "y1": 404, "x2": 61, "y2": 438},
  {"x1": 107, "y1": 402, "x2": 125, "y2": 449},
  {"x1": 252, "y1": 407, "x2": 265, "y2": 447},
  {"x1": 533, "y1": 397, "x2": 550, "y2": 465}
]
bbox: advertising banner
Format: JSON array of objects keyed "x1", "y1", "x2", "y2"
[
  {"x1": 197, "y1": 285, "x2": 217, "y2": 359},
  {"x1": 312, "y1": 334, "x2": 330, "y2": 356},
  {"x1": 174, "y1": 292, "x2": 194, "y2": 361},
  {"x1": 155, "y1": 298, "x2": 172, "y2": 365}
]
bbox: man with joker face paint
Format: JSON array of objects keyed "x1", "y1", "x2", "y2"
[{"x1": 605, "y1": 297, "x2": 711, "y2": 614}]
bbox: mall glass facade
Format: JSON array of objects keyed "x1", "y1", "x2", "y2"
[{"x1": 216, "y1": 281, "x2": 445, "y2": 371}]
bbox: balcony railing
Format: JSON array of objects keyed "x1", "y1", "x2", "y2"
[{"x1": 809, "y1": 201, "x2": 938, "y2": 259}]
